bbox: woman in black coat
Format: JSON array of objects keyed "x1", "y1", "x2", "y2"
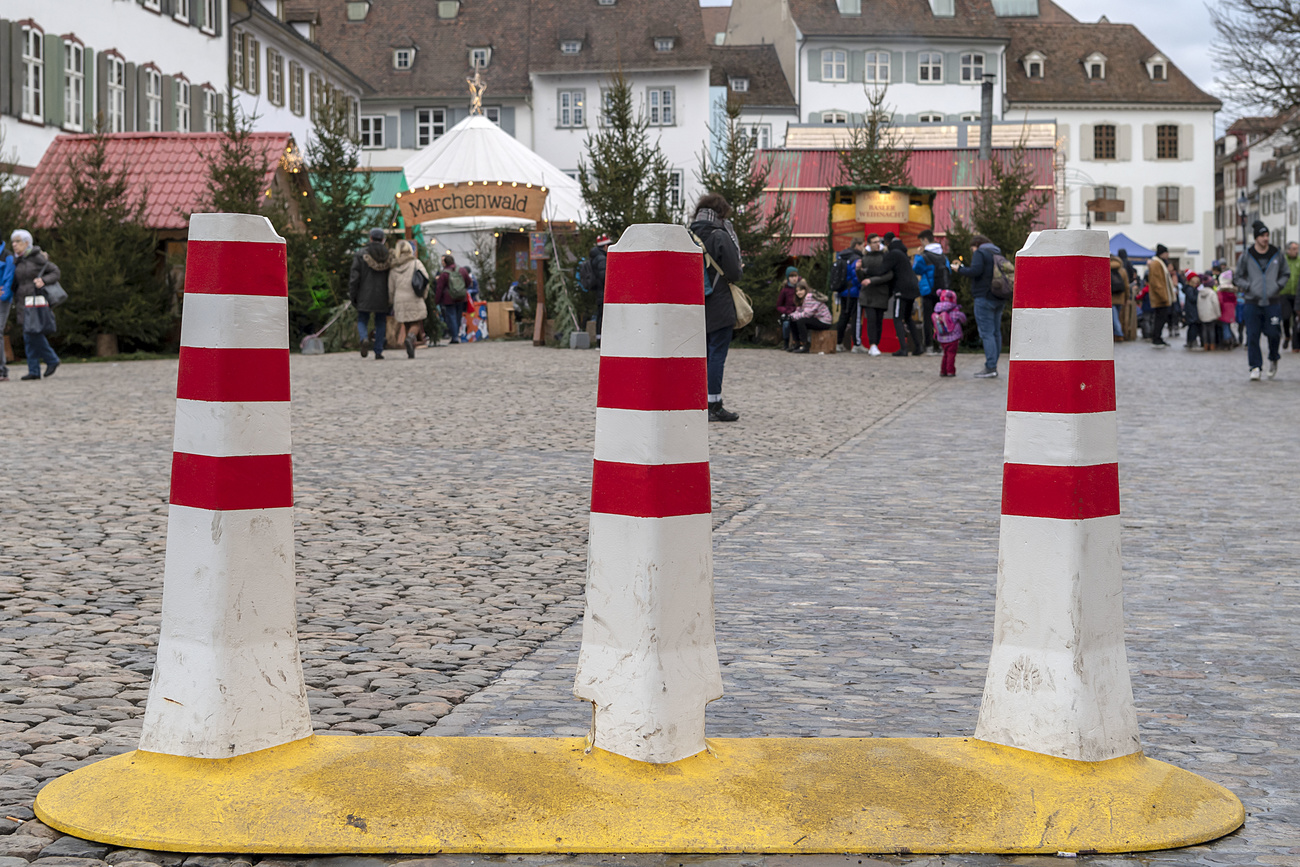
[
  {"x1": 877, "y1": 238, "x2": 924, "y2": 356},
  {"x1": 690, "y1": 193, "x2": 743, "y2": 422}
]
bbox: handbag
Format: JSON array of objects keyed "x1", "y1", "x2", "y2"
[
  {"x1": 691, "y1": 231, "x2": 753, "y2": 328},
  {"x1": 36, "y1": 262, "x2": 67, "y2": 307},
  {"x1": 23, "y1": 294, "x2": 57, "y2": 336}
]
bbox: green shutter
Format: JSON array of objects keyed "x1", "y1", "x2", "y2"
[
  {"x1": 82, "y1": 47, "x2": 93, "y2": 130},
  {"x1": 945, "y1": 51, "x2": 961, "y2": 84},
  {"x1": 890, "y1": 51, "x2": 904, "y2": 84},
  {"x1": 807, "y1": 49, "x2": 820, "y2": 83},
  {"x1": 212, "y1": 0, "x2": 222, "y2": 35},
  {"x1": 95, "y1": 50, "x2": 108, "y2": 131},
  {"x1": 849, "y1": 50, "x2": 864, "y2": 83},
  {"x1": 904, "y1": 51, "x2": 918, "y2": 84},
  {"x1": 44, "y1": 33, "x2": 63, "y2": 127},
  {"x1": 124, "y1": 60, "x2": 136, "y2": 130},
  {"x1": 10, "y1": 25, "x2": 24, "y2": 117},
  {"x1": 0, "y1": 21, "x2": 10, "y2": 117},
  {"x1": 162, "y1": 74, "x2": 174, "y2": 130}
]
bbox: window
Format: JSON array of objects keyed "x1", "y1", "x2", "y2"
[
  {"x1": 1262, "y1": 193, "x2": 1271, "y2": 216},
  {"x1": 561, "y1": 40, "x2": 581, "y2": 55},
  {"x1": 394, "y1": 48, "x2": 413, "y2": 69},
  {"x1": 484, "y1": 106, "x2": 500, "y2": 124},
  {"x1": 416, "y1": 107, "x2": 446, "y2": 146},
  {"x1": 144, "y1": 0, "x2": 161, "y2": 10},
  {"x1": 864, "y1": 51, "x2": 889, "y2": 83},
  {"x1": 203, "y1": 0, "x2": 218, "y2": 33},
  {"x1": 267, "y1": 50, "x2": 284, "y2": 106},
  {"x1": 233, "y1": 32, "x2": 245, "y2": 89},
  {"x1": 960, "y1": 52, "x2": 984, "y2": 82},
  {"x1": 599, "y1": 87, "x2": 616, "y2": 126},
  {"x1": 437, "y1": 0, "x2": 459, "y2": 18},
  {"x1": 203, "y1": 86, "x2": 219, "y2": 131},
  {"x1": 174, "y1": 0, "x2": 190, "y2": 23},
  {"x1": 106, "y1": 55, "x2": 126, "y2": 132},
  {"x1": 647, "y1": 87, "x2": 674, "y2": 125},
  {"x1": 822, "y1": 110, "x2": 848, "y2": 124},
  {"x1": 1094, "y1": 124, "x2": 1116, "y2": 160},
  {"x1": 746, "y1": 124, "x2": 771, "y2": 148},
  {"x1": 470, "y1": 48, "x2": 490, "y2": 69},
  {"x1": 837, "y1": 0, "x2": 862, "y2": 12},
  {"x1": 176, "y1": 79, "x2": 191, "y2": 132},
  {"x1": 345, "y1": 1, "x2": 370, "y2": 19},
  {"x1": 822, "y1": 49, "x2": 847, "y2": 82},
  {"x1": 1092, "y1": 185, "x2": 1117, "y2": 223},
  {"x1": 668, "y1": 170, "x2": 683, "y2": 209},
  {"x1": 309, "y1": 73, "x2": 320, "y2": 122},
  {"x1": 359, "y1": 115, "x2": 384, "y2": 148},
  {"x1": 558, "y1": 89, "x2": 585, "y2": 127},
  {"x1": 918, "y1": 51, "x2": 942, "y2": 83},
  {"x1": 1274, "y1": 189, "x2": 1285, "y2": 214},
  {"x1": 145, "y1": 68, "x2": 163, "y2": 132},
  {"x1": 289, "y1": 63, "x2": 304, "y2": 115},
  {"x1": 1151, "y1": 63, "x2": 1165, "y2": 80},
  {"x1": 597, "y1": 0, "x2": 616, "y2": 5},
  {"x1": 959, "y1": 112, "x2": 980, "y2": 121},
  {"x1": 1156, "y1": 124, "x2": 1178, "y2": 159},
  {"x1": 729, "y1": 77, "x2": 749, "y2": 93},
  {"x1": 63, "y1": 41, "x2": 84, "y2": 131},
  {"x1": 918, "y1": 112, "x2": 943, "y2": 124},
  {"x1": 1085, "y1": 53, "x2": 1106, "y2": 79},
  {"x1": 1157, "y1": 185, "x2": 1179, "y2": 222},
  {"x1": 1028, "y1": 61, "x2": 1042, "y2": 78},
  {"x1": 20, "y1": 25, "x2": 42, "y2": 122},
  {"x1": 654, "y1": 38, "x2": 675, "y2": 52},
  {"x1": 244, "y1": 35, "x2": 260, "y2": 95}
]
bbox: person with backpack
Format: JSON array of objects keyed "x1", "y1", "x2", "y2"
[
  {"x1": 348, "y1": 227, "x2": 392, "y2": 359},
  {"x1": 913, "y1": 229, "x2": 947, "y2": 355},
  {"x1": 434, "y1": 254, "x2": 472, "y2": 345},
  {"x1": 11, "y1": 230, "x2": 59, "y2": 380},
  {"x1": 387, "y1": 239, "x2": 430, "y2": 358},
  {"x1": 831, "y1": 238, "x2": 863, "y2": 351},
  {"x1": 1109, "y1": 254, "x2": 1128, "y2": 341},
  {"x1": 1234, "y1": 220, "x2": 1291, "y2": 380},
  {"x1": 1197, "y1": 271, "x2": 1221, "y2": 351},
  {"x1": 689, "y1": 192, "x2": 743, "y2": 422},
  {"x1": 951, "y1": 234, "x2": 1005, "y2": 378},
  {"x1": 931, "y1": 288, "x2": 967, "y2": 376},
  {"x1": 579, "y1": 233, "x2": 612, "y2": 341}
]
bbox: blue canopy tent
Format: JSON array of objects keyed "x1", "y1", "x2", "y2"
[{"x1": 1108, "y1": 232, "x2": 1155, "y2": 263}]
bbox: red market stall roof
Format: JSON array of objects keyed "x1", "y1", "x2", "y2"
[
  {"x1": 759, "y1": 147, "x2": 1057, "y2": 256},
  {"x1": 25, "y1": 132, "x2": 298, "y2": 232}
]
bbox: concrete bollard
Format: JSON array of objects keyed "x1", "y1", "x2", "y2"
[
  {"x1": 573, "y1": 223, "x2": 722, "y2": 764},
  {"x1": 138, "y1": 214, "x2": 312, "y2": 759},
  {"x1": 975, "y1": 230, "x2": 1141, "y2": 762}
]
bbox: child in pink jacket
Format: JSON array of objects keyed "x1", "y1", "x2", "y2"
[{"x1": 931, "y1": 289, "x2": 967, "y2": 376}]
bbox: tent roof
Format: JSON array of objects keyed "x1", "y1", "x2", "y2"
[
  {"x1": 1108, "y1": 232, "x2": 1154, "y2": 260},
  {"x1": 401, "y1": 115, "x2": 585, "y2": 228}
]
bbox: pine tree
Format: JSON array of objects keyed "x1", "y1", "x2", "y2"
[
  {"x1": 837, "y1": 87, "x2": 911, "y2": 188},
  {"x1": 200, "y1": 88, "x2": 269, "y2": 215},
  {"x1": 696, "y1": 99, "x2": 793, "y2": 340},
  {"x1": 301, "y1": 99, "x2": 372, "y2": 313},
  {"x1": 967, "y1": 142, "x2": 1051, "y2": 257},
  {"x1": 578, "y1": 71, "x2": 677, "y2": 240},
  {"x1": 47, "y1": 128, "x2": 169, "y2": 354}
]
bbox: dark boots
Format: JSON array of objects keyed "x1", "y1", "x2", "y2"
[{"x1": 708, "y1": 401, "x2": 739, "y2": 422}]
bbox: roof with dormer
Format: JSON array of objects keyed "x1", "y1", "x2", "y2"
[
  {"x1": 527, "y1": 0, "x2": 710, "y2": 74},
  {"x1": 783, "y1": 0, "x2": 1076, "y2": 38},
  {"x1": 709, "y1": 45, "x2": 796, "y2": 110}
]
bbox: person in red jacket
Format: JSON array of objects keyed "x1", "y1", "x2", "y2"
[{"x1": 775, "y1": 266, "x2": 800, "y2": 350}]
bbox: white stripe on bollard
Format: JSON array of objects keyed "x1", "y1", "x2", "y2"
[
  {"x1": 598, "y1": 303, "x2": 708, "y2": 358},
  {"x1": 593, "y1": 408, "x2": 710, "y2": 465},
  {"x1": 1002, "y1": 411, "x2": 1118, "y2": 467},
  {"x1": 178, "y1": 294, "x2": 292, "y2": 349},
  {"x1": 172, "y1": 400, "x2": 294, "y2": 457},
  {"x1": 1008, "y1": 308, "x2": 1115, "y2": 361}
]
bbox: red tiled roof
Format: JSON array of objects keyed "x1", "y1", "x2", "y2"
[
  {"x1": 25, "y1": 132, "x2": 293, "y2": 231},
  {"x1": 759, "y1": 147, "x2": 1057, "y2": 256}
]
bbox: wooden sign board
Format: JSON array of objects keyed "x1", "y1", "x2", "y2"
[
  {"x1": 1086, "y1": 199, "x2": 1126, "y2": 213},
  {"x1": 855, "y1": 190, "x2": 910, "y2": 224},
  {"x1": 396, "y1": 181, "x2": 548, "y2": 224}
]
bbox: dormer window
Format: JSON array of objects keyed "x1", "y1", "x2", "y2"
[
  {"x1": 654, "y1": 37, "x2": 675, "y2": 52},
  {"x1": 561, "y1": 39, "x2": 581, "y2": 55},
  {"x1": 1145, "y1": 53, "x2": 1168, "y2": 81},
  {"x1": 470, "y1": 47, "x2": 490, "y2": 69},
  {"x1": 437, "y1": 0, "x2": 459, "y2": 19},
  {"x1": 836, "y1": 0, "x2": 862, "y2": 13},
  {"x1": 393, "y1": 48, "x2": 414, "y2": 70},
  {"x1": 1085, "y1": 52, "x2": 1106, "y2": 80},
  {"x1": 1022, "y1": 50, "x2": 1045, "y2": 79},
  {"x1": 729, "y1": 77, "x2": 749, "y2": 93},
  {"x1": 597, "y1": 0, "x2": 616, "y2": 5}
]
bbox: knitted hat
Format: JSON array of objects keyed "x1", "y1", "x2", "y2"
[
  {"x1": 1156, "y1": 244, "x2": 1168, "y2": 256},
  {"x1": 369, "y1": 227, "x2": 386, "y2": 241},
  {"x1": 1253, "y1": 220, "x2": 1269, "y2": 238},
  {"x1": 785, "y1": 266, "x2": 799, "y2": 278},
  {"x1": 595, "y1": 234, "x2": 612, "y2": 246}
]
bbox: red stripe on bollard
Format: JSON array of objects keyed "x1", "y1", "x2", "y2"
[
  {"x1": 605, "y1": 251, "x2": 705, "y2": 306},
  {"x1": 176, "y1": 348, "x2": 292, "y2": 402},
  {"x1": 1001, "y1": 462, "x2": 1120, "y2": 520},
  {"x1": 169, "y1": 452, "x2": 294, "y2": 510},
  {"x1": 1012, "y1": 257, "x2": 1111, "y2": 309},
  {"x1": 185, "y1": 241, "x2": 288, "y2": 297},
  {"x1": 1006, "y1": 360, "x2": 1116, "y2": 414},
  {"x1": 597, "y1": 356, "x2": 708, "y2": 411},
  {"x1": 590, "y1": 460, "x2": 711, "y2": 518}
]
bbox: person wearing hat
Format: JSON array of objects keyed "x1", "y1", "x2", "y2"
[
  {"x1": 589, "y1": 233, "x2": 613, "y2": 342},
  {"x1": 349, "y1": 227, "x2": 393, "y2": 359},
  {"x1": 1234, "y1": 220, "x2": 1291, "y2": 380},
  {"x1": 776, "y1": 265, "x2": 801, "y2": 350},
  {"x1": 1145, "y1": 244, "x2": 1176, "y2": 348}
]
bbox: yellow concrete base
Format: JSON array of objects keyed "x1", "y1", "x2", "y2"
[{"x1": 34, "y1": 736, "x2": 1242, "y2": 855}]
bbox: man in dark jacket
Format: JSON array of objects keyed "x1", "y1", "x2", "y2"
[
  {"x1": 875, "y1": 237, "x2": 923, "y2": 356},
  {"x1": 856, "y1": 233, "x2": 889, "y2": 355},
  {"x1": 10, "y1": 230, "x2": 60, "y2": 380},
  {"x1": 691, "y1": 193, "x2": 743, "y2": 422},
  {"x1": 590, "y1": 234, "x2": 612, "y2": 341},
  {"x1": 832, "y1": 238, "x2": 863, "y2": 351},
  {"x1": 349, "y1": 228, "x2": 392, "y2": 359},
  {"x1": 953, "y1": 234, "x2": 1003, "y2": 378},
  {"x1": 1235, "y1": 220, "x2": 1291, "y2": 380}
]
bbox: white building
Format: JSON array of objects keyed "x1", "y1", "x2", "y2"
[{"x1": 0, "y1": 0, "x2": 229, "y2": 173}]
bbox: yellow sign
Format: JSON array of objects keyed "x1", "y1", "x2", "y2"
[
  {"x1": 396, "y1": 181, "x2": 548, "y2": 224},
  {"x1": 855, "y1": 190, "x2": 910, "y2": 224}
]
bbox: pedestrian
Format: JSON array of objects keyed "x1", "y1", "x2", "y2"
[
  {"x1": 503, "y1": 280, "x2": 531, "y2": 319},
  {"x1": 856, "y1": 233, "x2": 890, "y2": 356},
  {"x1": 348, "y1": 227, "x2": 391, "y2": 359},
  {"x1": 689, "y1": 192, "x2": 743, "y2": 422},
  {"x1": 913, "y1": 229, "x2": 947, "y2": 355},
  {"x1": 930, "y1": 288, "x2": 967, "y2": 377},
  {"x1": 1234, "y1": 220, "x2": 1290, "y2": 380},
  {"x1": 387, "y1": 239, "x2": 430, "y2": 359},
  {"x1": 434, "y1": 254, "x2": 472, "y2": 345},
  {"x1": 876, "y1": 237, "x2": 923, "y2": 356},
  {"x1": 787, "y1": 279, "x2": 832, "y2": 353},
  {"x1": 951, "y1": 234, "x2": 1004, "y2": 378},
  {"x1": 1282, "y1": 240, "x2": 1299, "y2": 351},
  {"x1": 1197, "y1": 272, "x2": 1221, "y2": 351},
  {"x1": 0, "y1": 240, "x2": 13, "y2": 382},
  {"x1": 11, "y1": 230, "x2": 60, "y2": 380},
  {"x1": 1109, "y1": 254, "x2": 1128, "y2": 341},
  {"x1": 1146, "y1": 244, "x2": 1175, "y2": 348},
  {"x1": 1182, "y1": 272, "x2": 1203, "y2": 349},
  {"x1": 1218, "y1": 271, "x2": 1237, "y2": 349},
  {"x1": 590, "y1": 233, "x2": 612, "y2": 342},
  {"x1": 830, "y1": 238, "x2": 863, "y2": 351},
  {"x1": 776, "y1": 266, "x2": 801, "y2": 350}
]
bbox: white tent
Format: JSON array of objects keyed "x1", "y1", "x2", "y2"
[{"x1": 401, "y1": 115, "x2": 586, "y2": 232}]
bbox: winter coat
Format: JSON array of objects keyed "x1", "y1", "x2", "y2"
[
  {"x1": 349, "y1": 241, "x2": 392, "y2": 313},
  {"x1": 857, "y1": 247, "x2": 890, "y2": 309},
  {"x1": 775, "y1": 281, "x2": 800, "y2": 316},
  {"x1": 690, "y1": 209, "x2": 742, "y2": 334},
  {"x1": 1109, "y1": 256, "x2": 1128, "y2": 304},
  {"x1": 1234, "y1": 244, "x2": 1291, "y2": 306},
  {"x1": 589, "y1": 246, "x2": 608, "y2": 301},
  {"x1": 834, "y1": 248, "x2": 861, "y2": 298},
  {"x1": 1285, "y1": 255, "x2": 1300, "y2": 297},
  {"x1": 913, "y1": 244, "x2": 947, "y2": 296},
  {"x1": 12, "y1": 246, "x2": 59, "y2": 330},
  {"x1": 434, "y1": 265, "x2": 472, "y2": 307},
  {"x1": 1197, "y1": 285, "x2": 1221, "y2": 323},
  {"x1": 1181, "y1": 282, "x2": 1200, "y2": 322},
  {"x1": 955, "y1": 242, "x2": 1000, "y2": 299},
  {"x1": 931, "y1": 290, "x2": 967, "y2": 344},
  {"x1": 1147, "y1": 257, "x2": 1177, "y2": 308},
  {"x1": 790, "y1": 293, "x2": 831, "y2": 324},
  {"x1": 0, "y1": 244, "x2": 13, "y2": 303},
  {"x1": 387, "y1": 247, "x2": 430, "y2": 323},
  {"x1": 876, "y1": 240, "x2": 920, "y2": 300},
  {"x1": 1218, "y1": 289, "x2": 1237, "y2": 324}
]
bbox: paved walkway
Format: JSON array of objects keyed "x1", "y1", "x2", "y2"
[{"x1": 0, "y1": 338, "x2": 1296, "y2": 866}]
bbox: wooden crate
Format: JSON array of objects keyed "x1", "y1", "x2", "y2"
[
  {"x1": 485, "y1": 302, "x2": 516, "y2": 339},
  {"x1": 809, "y1": 330, "x2": 838, "y2": 355}
]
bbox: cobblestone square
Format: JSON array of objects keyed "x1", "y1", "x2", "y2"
[{"x1": 0, "y1": 340, "x2": 1296, "y2": 866}]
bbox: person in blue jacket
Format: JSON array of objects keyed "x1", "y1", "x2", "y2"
[
  {"x1": 951, "y1": 234, "x2": 1003, "y2": 378},
  {"x1": 832, "y1": 238, "x2": 863, "y2": 351},
  {"x1": 0, "y1": 241, "x2": 13, "y2": 382},
  {"x1": 912, "y1": 228, "x2": 947, "y2": 355}
]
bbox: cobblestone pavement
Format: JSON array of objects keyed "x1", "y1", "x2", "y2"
[{"x1": 1, "y1": 339, "x2": 1297, "y2": 867}]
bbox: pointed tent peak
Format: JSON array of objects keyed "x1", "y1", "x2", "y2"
[{"x1": 1108, "y1": 231, "x2": 1155, "y2": 260}]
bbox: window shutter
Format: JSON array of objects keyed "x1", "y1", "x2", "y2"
[
  {"x1": 1179, "y1": 123, "x2": 1194, "y2": 161},
  {"x1": 212, "y1": 0, "x2": 223, "y2": 35},
  {"x1": 162, "y1": 74, "x2": 174, "y2": 130},
  {"x1": 191, "y1": 0, "x2": 202, "y2": 29},
  {"x1": 1117, "y1": 124, "x2": 1131, "y2": 161},
  {"x1": 82, "y1": 47, "x2": 93, "y2": 129},
  {"x1": 385, "y1": 114, "x2": 397, "y2": 147},
  {"x1": 944, "y1": 51, "x2": 960, "y2": 84},
  {"x1": 160, "y1": 0, "x2": 171, "y2": 14},
  {"x1": 889, "y1": 50, "x2": 903, "y2": 84},
  {"x1": 399, "y1": 108, "x2": 414, "y2": 148},
  {"x1": 190, "y1": 86, "x2": 204, "y2": 132},
  {"x1": 807, "y1": 50, "x2": 820, "y2": 83},
  {"x1": 10, "y1": 25, "x2": 23, "y2": 118},
  {"x1": 44, "y1": 34, "x2": 63, "y2": 128},
  {"x1": 851, "y1": 112, "x2": 864, "y2": 126},
  {"x1": 1056, "y1": 122, "x2": 1069, "y2": 159},
  {"x1": 1079, "y1": 123, "x2": 1093, "y2": 161},
  {"x1": 903, "y1": 51, "x2": 917, "y2": 84},
  {"x1": 1143, "y1": 186, "x2": 1156, "y2": 222},
  {"x1": 1142, "y1": 124, "x2": 1155, "y2": 160},
  {"x1": 499, "y1": 105, "x2": 515, "y2": 136},
  {"x1": 124, "y1": 61, "x2": 136, "y2": 131},
  {"x1": 849, "y1": 50, "x2": 864, "y2": 83},
  {"x1": 0, "y1": 21, "x2": 10, "y2": 117},
  {"x1": 1181, "y1": 186, "x2": 1194, "y2": 223},
  {"x1": 1117, "y1": 187, "x2": 1132, "y2": 225},
  {"x1": 96, "y1": 51, "x2": 108, "y2": 130}
]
